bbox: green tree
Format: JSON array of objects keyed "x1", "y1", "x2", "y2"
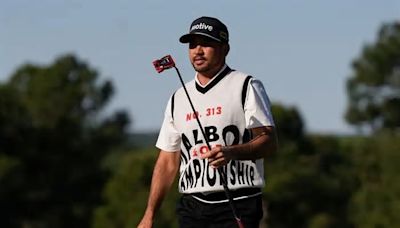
[
  {"x1": 345, "y1": 22, "x2": 400, "y2": 133},
  {"x1": 344, "y1": 21, "x2": 400, "y2": 228},
  {"x1": 346, "y1": 133, "x2": 400, "y2": 227},
  {"x1": 0, "y1": 54, "x2": 130, "y2": 228},
  {"x1": 93, "y1": 148, "x2": 179, "y2": 228},
  {"x1": 271, "y1": 103, "x2": 304, "y2": 142},
  {"x1": 264, "y1": 104, "x2": 355, "y2": 228}
]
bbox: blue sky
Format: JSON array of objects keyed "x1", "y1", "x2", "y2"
[{"x1": 1, "y1": 0, "x2": 399, "y2": 134}]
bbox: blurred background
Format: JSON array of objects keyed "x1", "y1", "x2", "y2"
[{"x1": 1, "y1": 0, "x2": 399, "y2": 227}]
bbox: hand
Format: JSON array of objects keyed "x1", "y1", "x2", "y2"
[{"x1": 200, "y1": 145, "x2": 231, "y2": 168}]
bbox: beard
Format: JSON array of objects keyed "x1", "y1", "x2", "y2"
[
  {"x1": 192, "y1": 63, "x2": 211, "y2": 73},
  {"x1": 191, "y1": 57, "x2": 212, "y2": 73}
]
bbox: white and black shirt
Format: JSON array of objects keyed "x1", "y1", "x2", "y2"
[{"x1": 156, "y1": 64, "x2": 275, "y2": 198}]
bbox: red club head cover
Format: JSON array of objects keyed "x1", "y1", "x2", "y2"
[{"x1": 153, "y1": 55, "x2": 175, "y2": 73}]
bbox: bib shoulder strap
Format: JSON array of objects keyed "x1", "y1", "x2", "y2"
[
  {"x1": 171, "y1": 92, "x2": 176, "y2": 120},
  {"x1": 241, "y1": 75, "x2": 253, "y2": 109}
]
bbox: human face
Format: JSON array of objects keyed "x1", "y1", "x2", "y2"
[{"x1": 188, "y1": 36, "x2": 227, "y2": 77}]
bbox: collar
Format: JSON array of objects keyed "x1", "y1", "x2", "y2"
[{"x1": 195, "y1": 65, "x2": 232, "y2": 94}]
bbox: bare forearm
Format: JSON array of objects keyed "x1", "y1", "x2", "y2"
[
  {"x1": 223, "y1": 126, "x2": 277, "y2": 160},
  {"x1": 142, "y1": 151, "x2": 180, "y2": 219}
]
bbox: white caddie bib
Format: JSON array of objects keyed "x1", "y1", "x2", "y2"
[{"x1": 169, "y1": 66, "x2": 265, "y2": 194}]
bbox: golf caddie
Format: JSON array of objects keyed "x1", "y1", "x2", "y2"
[{"x1": 138, "y1": 16, "x2": 278, "y2": 228}]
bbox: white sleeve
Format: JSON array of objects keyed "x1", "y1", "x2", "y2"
[
  {"x1": 155, "y1": 96, "x2": 181, "y2": 152},
  {"x1": 244, "y1": 78, "x2": 275, "y2": 128}
]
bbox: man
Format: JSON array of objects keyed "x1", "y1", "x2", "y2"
[{"x1": 138, "y1": 16, "x2": 277, "y2": 228}]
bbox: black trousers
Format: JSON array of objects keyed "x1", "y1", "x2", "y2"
[{"x1": 176, "y1": 194, "x2": 263, "y2": 228}]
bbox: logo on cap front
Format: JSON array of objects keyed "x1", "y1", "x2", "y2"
[{"x1": 191, "y1": 23, "x2": 213, "y2": 32}]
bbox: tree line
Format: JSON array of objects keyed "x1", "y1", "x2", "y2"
[{"x1": 0, "y1": 21, "x2": 399, "y2": 227}]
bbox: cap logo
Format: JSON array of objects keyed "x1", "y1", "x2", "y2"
[
  {"x1": 220, "y1": 31, "x2": 227, "y2": 40},
  {"x1": 191, "y1": 23, "x2": 213, "y2": 32}
]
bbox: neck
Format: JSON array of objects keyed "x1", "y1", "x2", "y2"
[{"x1": 197, "y1": 64, "x2": 225, "y2": 85}]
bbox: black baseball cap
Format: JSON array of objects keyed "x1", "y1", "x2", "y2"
[{"x1": 179, "y1": 16, "x2": 229, "y2": 43}]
